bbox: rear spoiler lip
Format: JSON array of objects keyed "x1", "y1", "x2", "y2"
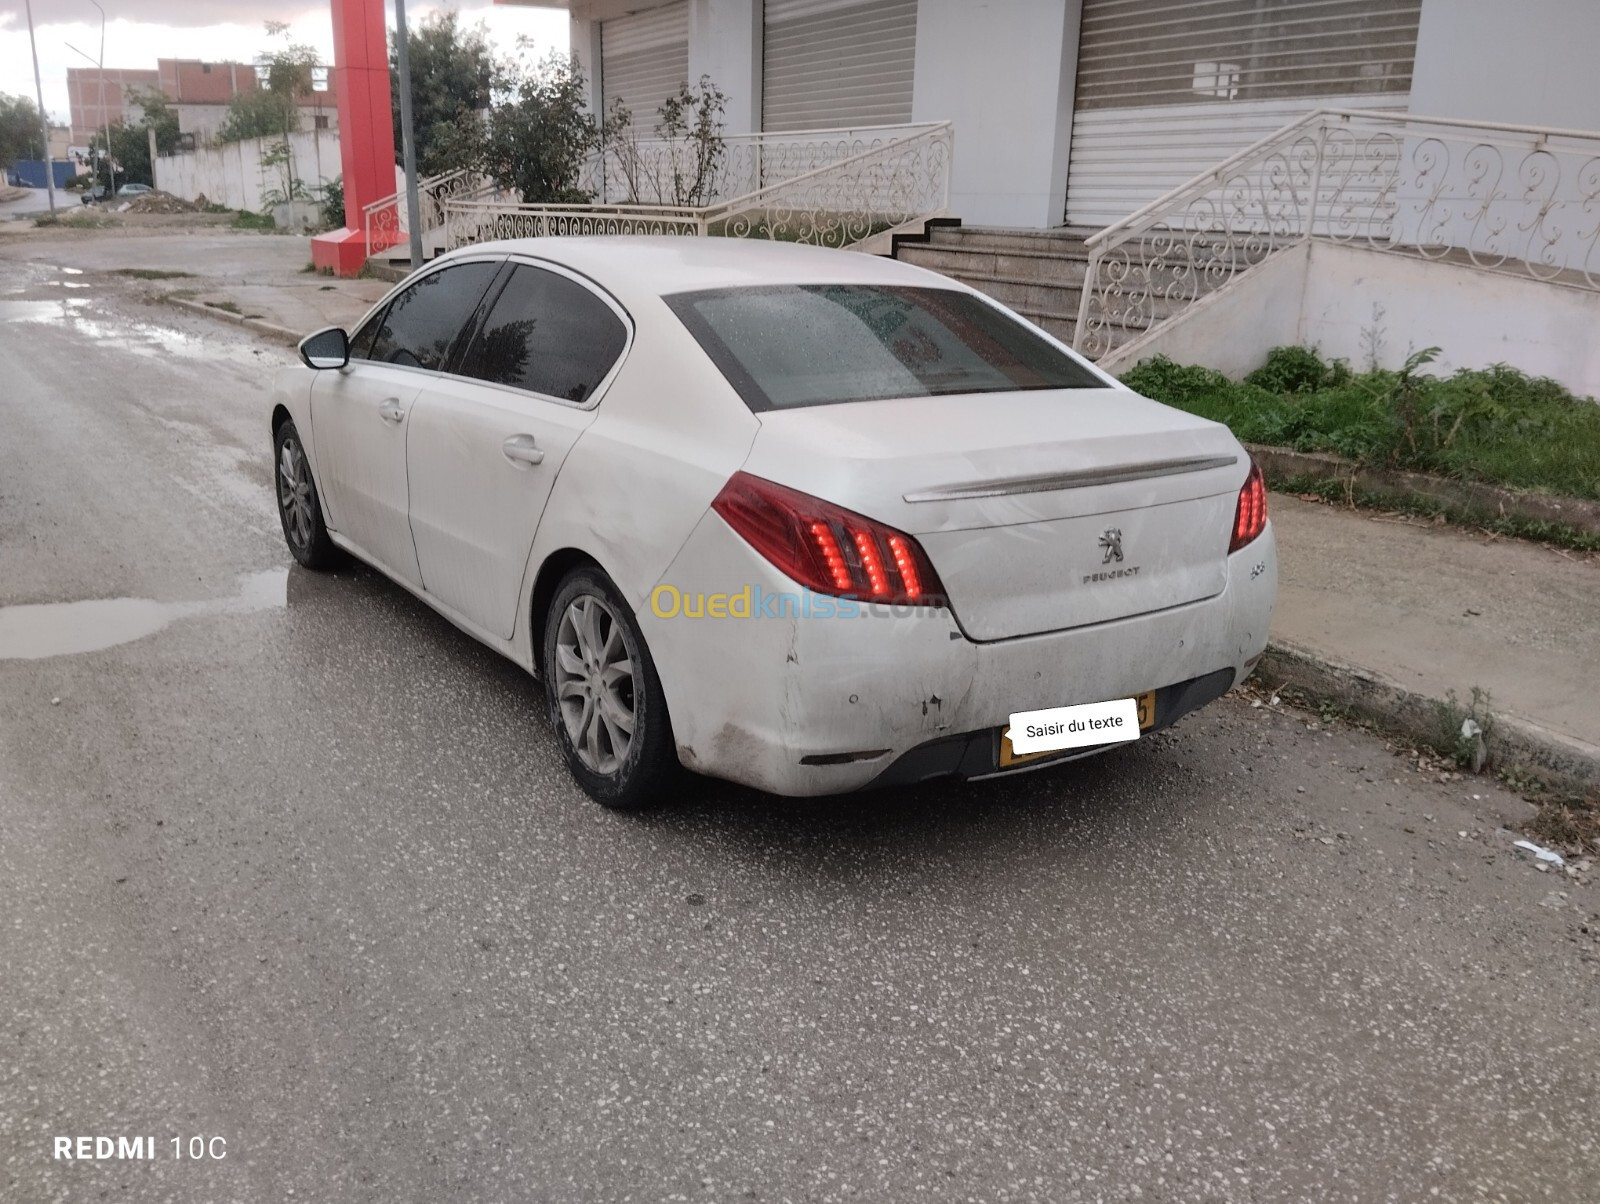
[{"x1": 902, "y1": 454, "x2": 1241, "y2": 503}]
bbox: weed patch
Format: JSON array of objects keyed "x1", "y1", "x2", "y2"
[{"x1": 1121, "y1": 348, "x2": 1600, "y2": 501}]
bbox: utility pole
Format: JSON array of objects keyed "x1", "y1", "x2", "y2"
[
  {"x1": 67, "y1": 1, "x2": 116, "y2": 201},
  {"x1": 393, "y1": 0, "x2": 424, "y2": 269},
  {"x1": 23, "y1": 0, "x2": 57, "y2": 215},
  {"x1": 91, "y1": 0, "x2": 115, "y2": 198}
]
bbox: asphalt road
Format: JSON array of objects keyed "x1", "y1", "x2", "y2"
[{"x1": 2, "y1": 253, "x2": 1598, "y2": 1204}]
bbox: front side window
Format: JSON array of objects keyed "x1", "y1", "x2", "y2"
[
  {"x1": 367, "y1": 261, "x2": 500, "y2": 372},
  {"x1": 348, "y1": 307, "x2": 385, "y2": 361},
  {"x1": 665, "y1": 285, "x2": 1103, "y2": 411},
  {"x1": 455, "y1": 265, "x2": 628, "y2": 403}
]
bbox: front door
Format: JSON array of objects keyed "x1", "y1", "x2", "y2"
[
  {"x1": 309, "y1": 258, "x2": 503, "y2": 587},
  {"x1": 406, "y1": 262, "x2": 631, "y2": 638},
  {"x1": 310, "y1": 368, "x2": 424, "y2": 584}
]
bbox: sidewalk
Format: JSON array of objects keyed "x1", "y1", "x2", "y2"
[{"x1": 1268, "y1": 494, "x2": 1600, "y2": 789}]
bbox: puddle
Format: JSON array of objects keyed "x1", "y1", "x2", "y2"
[
  {"x1": 0, "y1": 297, "x2": 279, "y2": 367},
  {"x1": 0, "y1": 569, "x2": 289, "y2": 660},
  {"x1": 0, "y1": 298, "x2": 89, "y2": 323}
]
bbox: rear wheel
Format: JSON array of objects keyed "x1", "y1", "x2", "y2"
[
  {"x1": 542, "y1": 567, "x2": 677, "y2": 809},
  {"x1": 274, "y1": 420, "x2": 340, "y2": 569}
]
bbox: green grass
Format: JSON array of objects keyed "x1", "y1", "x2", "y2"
[
  {"x1": 231, "y1": 210, "x2": 275, "y2": 231},
  {"x1": 1120, "y1": 347, "x2": 1600, "y2": 501},
  {"x1": 204, "y1": 299, "x2": 242, "y2": 314},
  {"x1": 111, "y1": 267, "x2": 195, "y2": 280}
]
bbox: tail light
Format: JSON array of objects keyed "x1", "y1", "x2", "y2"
[
  {"x1": 711, "y1": 471, "x2": 948, "y2": 606},
  {"x1": 1230, "y1": 461, "x2": 1267, "y2": 552}
]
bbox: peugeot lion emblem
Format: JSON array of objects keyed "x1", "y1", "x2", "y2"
[{"x1": 1099, "y1": 528, "x2": 1124, "y2": 564}]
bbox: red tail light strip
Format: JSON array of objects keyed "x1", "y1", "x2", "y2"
[
  {"x1": 1230, "y1": 462, "x2": 1268, "y2": 552},
  {"x1": 712, "y1": 472, "x2": 948, "y2": 607}
]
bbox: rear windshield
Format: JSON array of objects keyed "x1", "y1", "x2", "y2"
[{"x1": 665, "y1": 284, "x2": 1103, "y2": 411}]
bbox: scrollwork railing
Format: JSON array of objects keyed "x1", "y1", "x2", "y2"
[
  {"x1": 445, "y1": 122, "x2": 953, "y2": 254},
  {"x1": 362, "y1": 168, "x2": 487, "y2": 258},
  {"x1": 1074, "y1": 109, "x2": 1600, "y2": 360}
]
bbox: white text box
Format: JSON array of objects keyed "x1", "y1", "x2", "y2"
[{"x1": 1007, "y1": 698, "x2": 1141, "y2": 755}]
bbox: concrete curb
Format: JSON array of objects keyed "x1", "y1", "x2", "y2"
[
  {"x1": 161, "y1": 295, "x2": 301, "y2": 348},
  {"x1": 1246, "y1": 443, "x2": 1600, "y2": 536},
  {"x1": 1259, "y1": 637, "x2": 1600, "y2": 796}
]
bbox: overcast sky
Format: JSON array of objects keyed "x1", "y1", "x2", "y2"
[{"x1": 0, "y1": 1, "x2": 569, "y2": 128}]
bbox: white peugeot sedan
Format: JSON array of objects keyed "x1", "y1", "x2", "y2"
[{"x1": 270, "y1": 237, "x2": 1275, "y2": 808}]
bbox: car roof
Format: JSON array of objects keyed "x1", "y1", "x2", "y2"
[{"x1": 435, "y1": 235, "x2": 956, "y2": 300}]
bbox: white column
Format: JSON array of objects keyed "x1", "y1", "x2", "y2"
[
  {"x1": 571, "y1": 15, "x2": 604, "y2": 117},
  {"x1": 911, "y1": 0, "x2": 1083, "y2": 229},
  {"x1": 688, "y1": 0, "x2": 760, "y2": 135},
  {"x1": 1410, "y1": 0, "x2": 1600, "y2": 131}
]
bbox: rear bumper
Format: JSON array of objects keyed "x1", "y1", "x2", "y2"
[
  {"x1": 865, "y1": 666, "x2": 1236, "y2": 788},
  {"x1": 639, "y1": 515, "x2": 1277, "y2": 798}
]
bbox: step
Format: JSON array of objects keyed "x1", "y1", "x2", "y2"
[
  {"x1": 898, "y1": 244, "x2": 1090, "y2": 285},
  {"x1": 928, "y1": 225, "x2": 1097, "y2": 254}
]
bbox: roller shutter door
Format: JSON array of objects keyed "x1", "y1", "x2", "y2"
[
  {"x1": 762, "y1": 0, "x2": 917, "y2": 132},
  {"x1": 601, "y1": 2, "x2": 689, "y2": 123},
  {"x1": 1066, "y1": 0, "x2": 1422, "y2": 227}
]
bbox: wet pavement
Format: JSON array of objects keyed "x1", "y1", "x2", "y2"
[{"x1": 2, "y1": 253, "x2": 1599, "y2": 1203}]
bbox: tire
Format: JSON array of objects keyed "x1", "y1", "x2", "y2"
[
  {"x1": 541, "y1": 567, "x2": 678, "y2": 809},
  {"x1": 274, "y1": 420, "x2": 340, "y2": 570}
]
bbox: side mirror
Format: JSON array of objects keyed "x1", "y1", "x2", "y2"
[{"x1": 298, "y1": 326, "x2": 350, "y2": 370}]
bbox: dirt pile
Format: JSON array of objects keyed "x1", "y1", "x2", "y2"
[{"x1": 121, "y1": 191, "x2": 200, "y2": 214}]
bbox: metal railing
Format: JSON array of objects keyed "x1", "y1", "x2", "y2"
[
  {"x1": 361, "y1": 167, "x2": 488, "y2": 258},
  {"x1": 577, "y1": 121, "x2": 952, "y2": 207},
  {"x1": 444, "y1": 121, "x2": 953, "y2": 252},
  {"x1": 1072, "y1": 108, "x2": 1600, "y2": 360}
]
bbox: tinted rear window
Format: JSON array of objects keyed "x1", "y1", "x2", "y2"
[{"x1": 665, "y1": 285, "x2": 1103, "y2": 411}]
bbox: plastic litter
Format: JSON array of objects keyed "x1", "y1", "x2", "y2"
[
  {"x1": 1513, "y1": 839, "x2": 1565, "y2": 866},
  {"x1": 1459, "y1": 717, "x2": 1487, "y2": 772}
]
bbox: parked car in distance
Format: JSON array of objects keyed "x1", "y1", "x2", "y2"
[
  {"x1": 115, "y1": 183, "x2": 152, "y2": 198},
  {"x1": 268, "y1": 238, "x2": 1276, "y2": 809},
  {"x1": 80, "y1": 184, "x2": 109, "y2": 205}
]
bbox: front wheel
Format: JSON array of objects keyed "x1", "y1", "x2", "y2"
[
  {"x1": 274, "y1": 420, "x2": 340, "y2": 569},
  {"x1": 541, "y1": 568, "x2": 677, "y2": 809}
]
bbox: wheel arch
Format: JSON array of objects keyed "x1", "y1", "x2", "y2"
[{"x1": 528, "y1": 547, "x2": 605, "y2": 679}]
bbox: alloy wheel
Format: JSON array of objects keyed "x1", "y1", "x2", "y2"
[
  {"x1": 553, "y1": 594, "x2": 637, "y2": 775},
  {"x1": 278, "y1": 435, "x2": 314, "y2": 552}
]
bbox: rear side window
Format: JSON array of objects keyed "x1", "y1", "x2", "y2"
[
  {"x1": 367, "y1": 260, "x2": 500, "y2": 372},
  {"x1": 666, "y1": 285, "x2": 1103, "y2": 411},
  {"x1": 455, "y1": 265, "x2": 628, "y2": 403}
]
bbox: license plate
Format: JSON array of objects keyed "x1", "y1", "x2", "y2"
[{"x1": 999, "y1": 690, "x2": 1156, "y2": 768}]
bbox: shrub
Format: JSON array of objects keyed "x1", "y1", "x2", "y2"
[{"x1": 1246, "y1": 345, "x2": 1340, "y2": 394}]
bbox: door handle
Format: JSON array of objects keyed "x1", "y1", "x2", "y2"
[
  {"x1": 378, "y1": 398, "x2": 406, "y2": 424},
  {"x1": 502, "y1": 434, "x2": 545, "y2": 466}
]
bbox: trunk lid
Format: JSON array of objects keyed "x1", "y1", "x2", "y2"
[{"x1": 739, "y1": 388, "x2": 1246, "y2": 641}]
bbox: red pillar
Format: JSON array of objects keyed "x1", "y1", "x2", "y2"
[{"x1": 311, "y1": 0, "x2": 400, "y2": 276}]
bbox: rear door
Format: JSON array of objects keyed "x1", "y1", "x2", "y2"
[
  {"x1": 407, "y1": 261, "x2": 632, "y2": 638},
  {"x1": 309, "y1": 258, "x2": 500, "y2": 586}
]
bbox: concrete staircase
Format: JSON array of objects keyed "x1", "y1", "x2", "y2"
[{"x1": 894, "y1": 225, "x2": 1097, "y2": 346}]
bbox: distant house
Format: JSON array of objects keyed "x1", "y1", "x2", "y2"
[{"x1": 67, "y1": 58, "x2": 338, "y2": 147}]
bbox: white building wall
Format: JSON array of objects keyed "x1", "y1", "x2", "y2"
[
  {"x1": 910, "y1": 0, "x2": 1080, "y2": 229},
  {"x1": 153, "y1": 129, "x2": 360, "y2": 213},
  {"x1": 689, "y1": 0, "x2": 760, "y2": 135},
  {"x1": 1410, "y1": 0, "x2": 1600, "y2": 132},
  {"x1": 1105, "y1": 242, "x2": 1600, "y2": 402}
]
